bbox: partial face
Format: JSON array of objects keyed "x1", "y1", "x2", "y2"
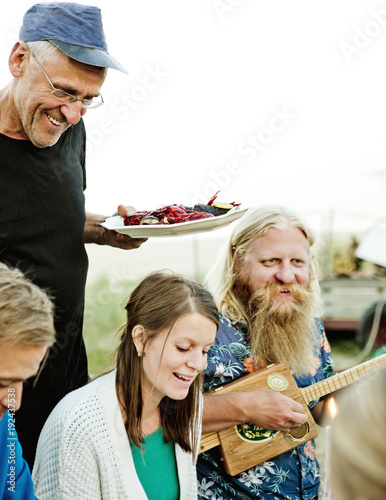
[
  {"x1": 0, "y1": 344, "x2": 47, "y2": 420},
  {"x1": 139, "y1": 313, "x2": 217, "y2": 405},
  {"x1": 13, "y1": 48, "x2": 106, "y2": 148},
  {"x1": 241, "y1": 226, "x2": 310, "y2": 308}
]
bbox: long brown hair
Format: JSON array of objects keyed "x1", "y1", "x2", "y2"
[{"x1": 115, "y1": 270, "x2": 219, "y2": 455}]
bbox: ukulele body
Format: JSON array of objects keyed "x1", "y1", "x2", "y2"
[{"x1": 200, "y1": 364, "x2": 318, "y2": 476}]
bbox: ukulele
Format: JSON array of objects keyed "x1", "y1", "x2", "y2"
[{"x1": 199, "y1": 354, "x2": 386, "y2": 476}]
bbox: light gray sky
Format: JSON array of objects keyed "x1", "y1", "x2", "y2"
[{"x1": 1, "y1": 0, "x2": 386, "y2": 240}]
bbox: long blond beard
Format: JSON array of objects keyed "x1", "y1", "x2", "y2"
[{"x1": 235, "y1": 281, "x2": 320, "y2": 377}]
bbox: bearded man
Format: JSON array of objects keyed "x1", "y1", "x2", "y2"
[{"x1": 197, "y1": 205, "x2": 333, "y2": 500}]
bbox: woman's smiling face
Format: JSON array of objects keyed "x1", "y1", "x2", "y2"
[{"x1": 139, "y1": 313, "x2": 217, "y2": 405}]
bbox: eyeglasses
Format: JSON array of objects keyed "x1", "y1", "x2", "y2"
[{"x1": 29, "y1": 51, "x2": 104, "y2": 110}]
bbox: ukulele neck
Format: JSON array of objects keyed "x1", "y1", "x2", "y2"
[{"x1": 300, "y1": 354, "x2": 386, "y2": 404}]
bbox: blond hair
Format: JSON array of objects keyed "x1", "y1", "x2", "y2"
[
  {"x1": 0, "y1": 263, "x2": 55, "y2": 347},
  {"x1": 330, "y1": 367, "x2": 386, "y2": 500},
  {"x1": 205, "y1": 205, "x2": 321, "y2": 321}
]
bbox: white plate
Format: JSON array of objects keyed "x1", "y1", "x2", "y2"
[{"x1": 101, "y1": 206, "x2": 249, "y2": 237}]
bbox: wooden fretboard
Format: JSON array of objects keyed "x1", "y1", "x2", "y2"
[{"x1": 300, "y1": 354, "x2": 386, "y2": 404}]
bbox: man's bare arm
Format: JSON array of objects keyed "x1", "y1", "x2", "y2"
[
  {"x1": 84, "y1": 209, "x2": 147, "y2": 249},
  {"x1": 310, "y1": 400, "x2": 326, "y2": 426},
  {"x1": 202, "y1": 389, "x2": 308, "y2": 434}
]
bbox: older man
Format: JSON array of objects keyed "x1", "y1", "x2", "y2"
[
  {"x1": 197, "y1": 205, "x2": 333, "y2": 500},
  {"x1": 0, "y1": 3, "x2": 146, "y2": 467},
  {"x1": 0, "y1": 263, "x2": 56, "y2": 498}
]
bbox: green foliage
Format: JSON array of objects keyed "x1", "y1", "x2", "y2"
[
  {"x1": 83, "y1": 274, "x2": 139, "y2": 375},
  {"x1": 329, "y1": 338, "x2": 362, "y2": 371}
]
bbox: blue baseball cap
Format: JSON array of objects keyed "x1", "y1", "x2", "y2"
[{"x1": 19, "y1": 2, "x2": 128, "y2": 74}]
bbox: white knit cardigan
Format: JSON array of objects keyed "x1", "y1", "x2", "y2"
[{"x1": 32, "y1": 370, "x2": 200, "y2": 499}]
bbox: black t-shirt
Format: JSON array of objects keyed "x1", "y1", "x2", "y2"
[{"x1": 0, "y1": 120, "x2": 89, "y2": 407}]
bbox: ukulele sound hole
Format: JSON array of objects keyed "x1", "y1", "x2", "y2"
[{"x1": 287, "y1": 421, "x2": 310, "y2": 442}]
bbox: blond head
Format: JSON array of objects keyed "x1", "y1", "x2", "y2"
[
  {"x1": 205, "y1": 205, "x2": 320, "y2": 321},
  {"x1": 330, "y1": 368, "x2": 386, "y2": 500},
  {"x1": 0, "y1": 263, "x2": 55, "y2": 347}
]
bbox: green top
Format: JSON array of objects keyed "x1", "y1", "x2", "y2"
[{"x1": 130, "y1": 427, "x2": 179, "y2": 500}]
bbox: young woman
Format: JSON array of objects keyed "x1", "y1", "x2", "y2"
[{"x1": 32, "y1": 271, "x2": 219, "y2": 500}]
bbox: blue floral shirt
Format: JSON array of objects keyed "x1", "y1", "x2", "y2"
[{"x1": 197, "y1": 315, "x2": 333, "y2": 500}]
